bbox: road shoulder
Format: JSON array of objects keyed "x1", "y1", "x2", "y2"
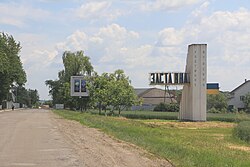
[{"x1": 51, "y1": 112, "x2": 172, "y2": 167}]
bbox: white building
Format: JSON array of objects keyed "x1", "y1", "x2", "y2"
[{"x1": 228, "y1": 80, "x2": 250, "y2": 111}]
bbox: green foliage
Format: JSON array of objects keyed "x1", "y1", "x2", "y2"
[
  {"x1": 207, "y1": 93, "x2": 228, "y2": 113},
  {"x1": 208, "y1": 107, "x2": 220, "y2": 113},
  {"x1": 233, "y1": 121, "x2": 250, "y2": 143},
  {"x1": 153, "y1": 102, "x2": 179, "y2": 112},
  {"x1": 46, "y1": 51, "x2": 139, "y2": 113},
  {"x1": 88, "y1": 70, "x2": 140, "y2": 115},
  {"x1": 88, "y1": 72, "x2": 112, "y2": 114},
  {"x1": 43, "y1": 100, "x2": 53, "y2": 108},
  {"x1": 54, "y1": 110, "x2": 250, "y2": 167},
  {"x1": 13, "y1": 86, "x2": 39, "y2": 107},
  {"x1": 153, "y1": 103, "x2": 166, "y2": 111},
  {"x1": 89, "y1": 110, "x2": 250, "y2": 122},
  {"x1": 0, "y1": 33, "x2": 26, "y2": 102},
  {"x1": 112, "y1": 111, "x2": 178, "y2": 120},
  {"x1": 45, "y1": 80, "x2": 62, "y2": 105},
  {"x1": 45, "y1": 51, "x2": 93, "y2": 109},
  {"x1": 61, "y1": 51, "x2": 93, "y2": 82},
  {"x1": 243, "y1": 93, "x2": 250, "y2": 113},
  {"x1": 109, "y1": 70, "x2": 139, "y2": 115}
]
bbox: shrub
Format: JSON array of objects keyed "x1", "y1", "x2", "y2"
[
  {"x1": 232, "y1": 108, "x2": 238, "y2": 114},
  {"x1": 220, "y1": 108, "x2": 227, "y2": 113},
  {"x1": 153, "y1": 103, "x2": 179, "y2": 112},
  {"x1": 153, "y1": 103, "x2": 166, "y2": 111},
  {"x1": 208, "y1": 107, "x2": 220, "y2": 113},
  {"x1": 233, "y1": 121, "x2": 250, "y2": 143}
]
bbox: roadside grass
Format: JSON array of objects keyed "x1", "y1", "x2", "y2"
[
  {"x1": 90, "y1": 110, "x2": 250, "y2": 122},
  {"x1": 53, "y1": 110, "x2": 250, "y2": 167}
]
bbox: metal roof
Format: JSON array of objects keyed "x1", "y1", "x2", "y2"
[{"x1": 231, "y1": 80, "x2": 250, "y2": 93}]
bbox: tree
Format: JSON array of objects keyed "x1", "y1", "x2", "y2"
[
  {"x1": 61, "y1": 51, "x2": 93, "y2": 82},
  {"x1": 28, "y1": 89, "x2": 39, "y2": 107},
  {"x1": 109, "y1": 70, "x2": 139, "y2": 116},
  {"x1": 45, "y1": 79, "x2": 63, "y2": 105},
  {"x1": 45, "y1": 51, "x2": 93, "y2": 109},
  {"x1": 0, "y1": 33, "x2": 26, "y2": 103},
  {"x1": 243, "y1": 93, "x2": 250, "y2": 113},
  {"x1": 88, "y1": 72, "x2": 111, "y2": 114},
  {"x1": 13, "y1": 86, "x2": 39, "y2": 107},
  {"x1": 207, "y1": 93, "x2": 228, "y2": 112},
  {"x1": 88, "y1": 70, "x2": 140, "y2": 116}
]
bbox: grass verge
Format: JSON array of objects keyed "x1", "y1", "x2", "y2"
[
  {"x1": 90, "y1": 110, "x2": 250, "y2": 122},
  {"x1": 54, "y1": 110, "x2": 250, "y2": 167}
]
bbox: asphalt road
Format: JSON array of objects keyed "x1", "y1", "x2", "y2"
[{"x1": 0, "y1": 109, "x2": 82, "y2": 167}]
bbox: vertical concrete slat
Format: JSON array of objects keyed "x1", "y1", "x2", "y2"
[{"x1": 180, "y1": 44, "x2": 207, "y2": 121}]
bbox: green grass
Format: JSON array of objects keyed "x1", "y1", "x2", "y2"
[
  {"x1": 90, "y1": 110, "x2": 250, "y2": 122},
  {"x1": 54, "y1": 110, "x2": 250, "y2": 167},
  {"x1": 233, "y1": 121, "x2": 250, "y2": 143}
]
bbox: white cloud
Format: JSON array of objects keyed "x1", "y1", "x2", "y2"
[
  {"x1": 76, "y1": 1, "x2": 111, "y2": 18},
  {"x1": 141, "y1": 0, "x2": 202, "y2": 11},
  {"x1": 190, "y1": 8, "x2": 250, "y2": 67},
  {"x1": 89, "y1": 36, "x2": 103, "y2": 44},
  {"x1": 56, "y1": 30, "x2": 89, "y2": 52},
  {"x1": 75, "y1": 1, "x2": 123, "y2": 21},
  {"x1": 96, "y1": 23, "x2": 139, "y2": 44},
  {"x1": 0, "y1": 17, "x2": 24, "y2": 27},
  {"x1": 49, "y1": 23, "x2": 186, "y2": 86},
  {"x1": 157, "y1": 28, "x2": 185, "y2": 46},
  {"x1": 0, "y1": 2, "x2": 50, "y2": 27},
  {"x1": 155, "y1": 7, "x2": 250, "y2": 62},
  {"x1": 191, "y1": 1, "x2": 210, "y2": 19}
]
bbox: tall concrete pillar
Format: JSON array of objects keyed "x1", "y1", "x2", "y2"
[{"x1": 179, "y1": 44, "x2": 207, "y2": 121}]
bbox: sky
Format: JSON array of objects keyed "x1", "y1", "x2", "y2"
[{"x1": 1, "y1": 0, "x2": 250, "y2": 100}]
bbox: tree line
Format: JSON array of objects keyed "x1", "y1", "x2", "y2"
[
  {"x1": 45, "y1": 51, "x2": 140, "y2": 115},
  {"x1": 46, "y1": 50, "x2": 250, "y2": 115},
  {"x1": 207, "y1": 92, "x2": 250, "y2": 113},
  {"x1": 0, "y1": 32, "x2": 39, "y2": 108}
]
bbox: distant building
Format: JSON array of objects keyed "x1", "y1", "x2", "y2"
[
  {"x1": 228, "y1": 79, "x2": 250, "y2": 111},
  {"x1": 132, "y1": 88, "x2": 176, "y2": 110},
  {"x1": 207, "y1": 83, "x2": 219, "y2": 95}
]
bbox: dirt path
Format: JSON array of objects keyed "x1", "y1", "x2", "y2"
[
  {"x1": 53, "y1": 112, "x2": 172, "y2": 167},
  {"x1": 0, "y1": 109, "x2": 172, "y2": 167}
]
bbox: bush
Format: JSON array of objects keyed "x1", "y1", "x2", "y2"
[
  {"x1": 208, "y1": 107, "x2": 227, "y2": 113},
  {"x1": 153, "y1": 103, "x2": 179, "y2": 112},
  {"x1": 221, "y1": 108, "x2": 227, "y2": 113},
  {"x1": 233, "y1": 121, "x2": 250, "y2": 143},
  {"x1": 208, "y1": 107, "x2": 220, "y2": 113},
  {"x1": 153, "y1": 103, "x2": 166, "y2": 111},
  {"x1": 207, "y1": 93, "x2": 228, "y2": 111}
]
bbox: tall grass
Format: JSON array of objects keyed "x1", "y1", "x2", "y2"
[
  {"x1": 233, "y1": 121, "x2": 250, "y2": 143},
  {"x1": 54, "y1": 110, "x2": 250, "y2": 167},
  {"x1": 90, "y1": 110, "x2": 250, "y2": 122}
]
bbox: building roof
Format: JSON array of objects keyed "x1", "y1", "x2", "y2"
[
  {"x1": 134, "y1": 88, "x2": 154, "y2": 96},
  {"x1": 134, "y1": 87, "x2": 174, "y2": 97},
  {"x1": 134, "y1": 88, "x2": 177, "y2": 104},
  {"x1": 231, "y1": 80, "x2": 250, "y2": 93}
]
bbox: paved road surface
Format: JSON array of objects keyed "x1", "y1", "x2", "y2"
[
  {"x1": 0, "y1": 109, "x2": 82, "y2": 167},
  {"x1": 0, "y1": 109, "x2": 172, "y2": 167}
]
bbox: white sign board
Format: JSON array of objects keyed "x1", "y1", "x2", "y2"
[{"x1": 70, "y1": 76, "x2": 89, "y2": 97}]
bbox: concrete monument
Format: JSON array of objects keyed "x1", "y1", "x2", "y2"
[
  {"x1": 150, "y1": 44, "x2": 207, "y2": 121},
  {"x1": 179, "y1": 44, "x2": 207, "y2": 121}
]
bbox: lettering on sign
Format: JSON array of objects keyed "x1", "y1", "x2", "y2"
[{"x1": 149, "y1": 72, "x2": 190, "y2": 85}]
